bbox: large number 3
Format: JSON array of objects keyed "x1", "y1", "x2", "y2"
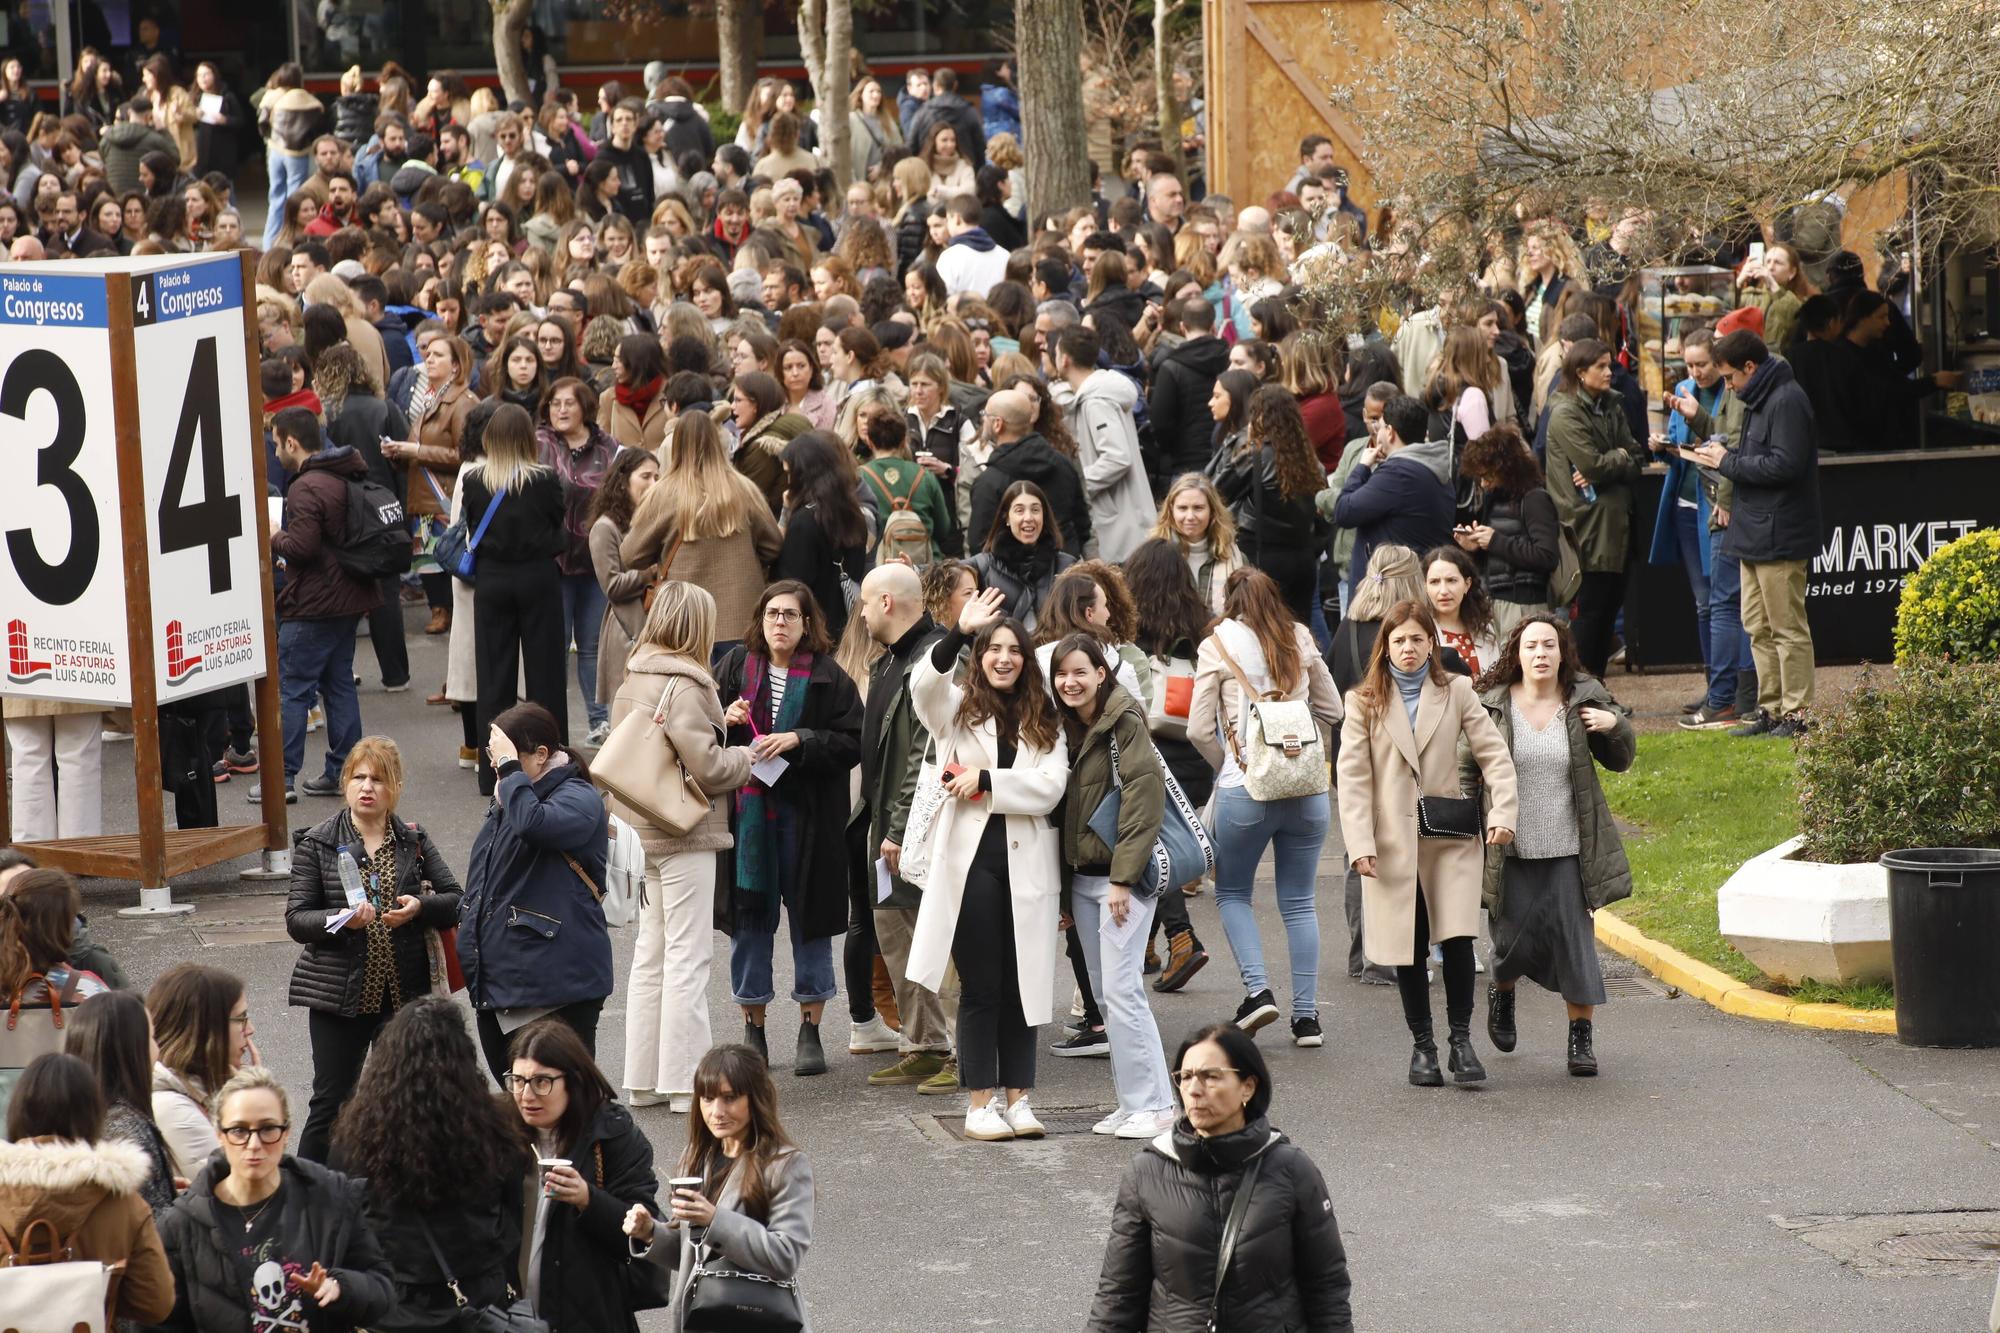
[
  {"x1": 157, "y1": 336, "x2": 242, "y2": 593},
  {"x1": 2, "y1": 349, "x2": 97, "y2": 606}
]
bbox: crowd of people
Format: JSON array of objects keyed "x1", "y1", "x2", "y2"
[{"x1": 0, "y1": 36, "x2": 1913, "y2": 1330}]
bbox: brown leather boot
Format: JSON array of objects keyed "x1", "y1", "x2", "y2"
[
  {"x1": 425, "y1": 607, "x2": 450, "y2": 635},
  {"x1": 1153, "y1": 930, "x2": 1209, "y2": 993},
  {"x1": 871, "y1": 954, "x2": 901, "y2": 1032}
]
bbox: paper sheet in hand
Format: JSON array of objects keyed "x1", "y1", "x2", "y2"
[
  {"x1": 326, "y1": 907, "x2": 359, "y2": 933},
  {"x1": 1099, "y1": 900, "x2": 1146, "y2": 950},
  {"x1": 874, "y1": 856, "x2": 894, "y2": 903},
  {"x1": 750, "y1": 753, "x2": 790, "y2": 787}
]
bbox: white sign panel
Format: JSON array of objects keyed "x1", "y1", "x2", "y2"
[
  {"x1": 0, "y1": 270, "x2": 131, "y2": 705},
  {"x1": 132, "y1": 256, "x2": 267, "y2": 702}
]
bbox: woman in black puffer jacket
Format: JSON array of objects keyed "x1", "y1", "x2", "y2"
[
  {"x1": 1089, "y1": 1023, "x2": 1353, "y2": 1333},
  {"x1": 285, "y1": 737, "x2": 462, "y2": 1165},
  {"x1": 1456, "y1": 423, "x2": 1562, "y2": 642}
]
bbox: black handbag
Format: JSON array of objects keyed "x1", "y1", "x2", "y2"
[
  {"x1": 681, "y1": 1245, "x2": 805, "y2": 1333},
  {"x1": 415, "y1": 1218, "x2": 549, "y2": 1333},
  {"x1": 1416, "y1": 794, "x2": 1482, "y2": 839}
]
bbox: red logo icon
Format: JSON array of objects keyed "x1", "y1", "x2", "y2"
[
  {"x1": 6, "y1": 619, "x2": 52, "y2": 684},
  {"x1": 164, "y1": 619, "x2": 204, "y2": 685}
]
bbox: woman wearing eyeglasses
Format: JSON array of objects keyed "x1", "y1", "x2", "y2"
[
  {"x1": 715, "y1": 581, "x2": 863, "y2": 1078},
  {"x1": 505, "y1": 1017, "x2": 661, "y2": 1333},
  {"x1": 153, "y1": 1066, "x2": 396, "y2": 1332},
  {"x1": 1088, "y1": 1022, "x2": 1352, "y2": 1332}
]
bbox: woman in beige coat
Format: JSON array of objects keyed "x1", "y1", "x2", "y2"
[
  {"x1": 1336, "y1": 599, "x2": 1518, "y2": 1088},
  {"x1": 619, "y1": 412, "x2": 781, "y2": 663},
  {"x1": 586, "y1": 449, "x2": 661, "y2": 705},
  {"x1": 608, "y1": 583, "x2": 753, "y2": 1113}
]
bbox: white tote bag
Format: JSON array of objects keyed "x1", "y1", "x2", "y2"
[{"x1": 896, "y1": 732, "x2": 950, "y2": 889}]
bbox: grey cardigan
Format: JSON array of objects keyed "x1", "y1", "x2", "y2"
[{"x1": 642, "y1": 1147, "x2": 815, "y2": 1332}]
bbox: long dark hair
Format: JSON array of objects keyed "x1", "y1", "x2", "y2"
[
  {"x1": 1421, "y1": 545, "x2": 1496, "y2": 646},
  {"x1": 1033, "y1": 569, "x2": 1116, "y2": 648},
  {"x1": 1219, "y1": 567, "x2": 1302, "y2": 695},
  {"x1": 683, "y1": 1045, "x2": 797, "y2": 1223},
  {"x1": 955, "y1": 616, "x2": 1060, "y2": 752},
  {"x1": 508, "y1": 1016, "x2": 615, "y2": 1153},
  {"x1": 492, "y1": 701, "x2": 590, "y2": 780},
  {"x1": 1049, "y1": 633, "x2": 1117, "y2": 745},
  {"x1": 1354, "y1": 598, "x2": 1448, "y2": 720},
  {"x1": 6, "y1": 1053, "x2": 103, "y2": 1144},
  {"x1": 743, "y1": 578, "x2": 833, "y2": 657},
  {"x1": 1211, "y1": 368, "x2": 1258, "y2": 444},
  {"x1": 0, "y1": 868, "x2": 77, "y2": 997},
  {"x1": 147, "y1": 964, "x2": 243, "y2": 1099},
  {"x1": 334, "y1": 996, "x2": 531, "y2": 1211},
  {"x1": 1245, "y1": 383, "x2": 1323, "y2": 502},
  {"x1": 65, "y1": 991, "x2": 156, "y2": 1119},
  {"x1": 779, "y1": 431, "x2": 869, "y2": 550},
  {"x1": 586, "y1": 446, "x2": 656, "y2": 533},
  {"x1": 982, "y1": 478, "x2": 1062, "y2": 555},
  {"x1": 1476, "y1": 614, "x2": 1584, "y2": 696},
  {"x1": 1122, "y1": 538, "x2": 1213, "y2": 658}
]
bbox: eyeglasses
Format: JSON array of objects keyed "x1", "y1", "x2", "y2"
[
  {"x1": 1171, "y1": 1067, "x2": 1240, "y2": 1090},
  {"x1": 763, "y1": 608, "x2": 804, "y2": 624},
  {"x1": 221, "y1": 1123, "x2": 289, "y2": 1145},
  {"x1": 503, "y1": 1072, "x2": 565, "y2": 1097}
]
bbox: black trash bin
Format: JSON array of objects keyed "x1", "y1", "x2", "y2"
[{"x1": 1881, "y1": 847, "x2": 2000, "y2": 1047}]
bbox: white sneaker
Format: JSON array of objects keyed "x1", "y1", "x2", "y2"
[
  {"x1": 1003, "y1": 1097, "x2": 1046, "y2": 1140},
  {"x1": 307, "y1": 705, "x2": 324, "y2": 733},
  {"x1": 1115, "y1": 1108, "x2": 1176, "y2": 1140},
  {"x1": 962, "y1": 1103, "x2": 1015, "y2": 1141},
  {"x1": 668, "y1": 1094, "x2": 693, "y2": 1115},
  {"x1": 1474, "y1": 952, "x2": 1487, "y2": 974},
  {"x1": 585, "y1": 720, "x2": 612, "y2": 747},
  {"x1": 1092, "y1": 1109, "x2": 1129, "y2": 1136},
  {"x1": 847, "y1": 1014, "x2": 901, "y2": 1054}
]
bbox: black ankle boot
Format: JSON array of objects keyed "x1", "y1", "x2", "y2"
[
  {"x1": 1446, "y1": 1024, "x2": 1487, "y2": 1084},
  {"x1": 1487, "y1": 984, "x2": 1517, "y2": 1053},
  {"x1": 1567, "y1": 1018, "x2": 1598, "y2": 1076},
  {"x1": 1408, "y1": 1025, "x2": 1443, "y2": 1087},
  {"x1": 744, "y1": 1020, "x2": 769, "y2": 1065}
]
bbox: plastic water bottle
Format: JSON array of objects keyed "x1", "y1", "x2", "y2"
[
  {"x1": 337, "y1": 850, "x2": 366, "y2": 907},
  {"x1": 1580, "y1": 481, "x2": 1598, "y2": 504}
]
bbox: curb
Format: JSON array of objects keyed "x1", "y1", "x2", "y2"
[{"x1": 1594, "y1": 910, "x2": 1897, "y2": 1035}]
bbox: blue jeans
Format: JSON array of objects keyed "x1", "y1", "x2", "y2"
[
  {"x1": 729, "y1": 881, "x2": 839, "y2": 1007},
  {"x1": 1706, "y1": 550, "x2": 1752, "y2": 710},
  {"x1": 559, "y1": 571, "x2": 608, "y2": 727},
  {"x1": 264, "y1": 149, "x2": 314, "y2": 247},
  {"x1": 1674, "y1": 505, "x2": 1713, "y2": 674},
  {"x1": 278, "y1": 616, "x2": 362, "y2": 784},
  {"x1": 1211, "y1": 786, "x2": 1329, "y2": 1017}
]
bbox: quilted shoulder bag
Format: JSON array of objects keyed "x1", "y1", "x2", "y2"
[
  {"x1": 590, "y1": 678, "x2": 712, "y2": 837},
  {"x1": 895, "y1": 729, "x2": 949, "y2": 889},
  {"x1": 1212, "y1": 638, "x2": 1328, "y2": 802},
  {"x1": 1085, "y1": 730, "x2": 1214, "y2": 897}
]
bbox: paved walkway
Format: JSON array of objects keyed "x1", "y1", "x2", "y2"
[{"x1": 75, "y1": 608, "x2": 2000, "y2": 1330}]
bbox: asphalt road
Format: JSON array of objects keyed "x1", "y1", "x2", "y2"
[{"x1": 63, "y1": 606, "x2": 2000, "y2": 1331}]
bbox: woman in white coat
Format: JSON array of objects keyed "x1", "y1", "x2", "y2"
[
  {"x1": 906, "y1": 586, "x2": 1068, "y2": 1143},
  {"x1": 1337, "y1": 599, "x2": 1518, "y2": 1088}
]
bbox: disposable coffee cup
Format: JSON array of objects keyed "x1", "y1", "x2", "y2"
[
  {"x1": 537, "y1": 1157, "x2": 571, "y2": 1174},
  {"x1": 668, "y1": 1175, "x2": 703, "y2": 1195}
]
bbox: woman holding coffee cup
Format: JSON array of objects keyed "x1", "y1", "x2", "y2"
[
  {"x1": 506, "y1": 1018, "x2": 660, "y2": 1332},
  {"x1": 622, "y1": 1044, "x2": 815, "y2": 1330}
]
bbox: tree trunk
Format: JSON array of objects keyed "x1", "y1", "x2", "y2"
[
  {"x1": 800, "y1": 0, "x2": 855, "y2": 190},
  {"x1": 717, "y1": 0, "x2": 763, "y2": 115},
  {"x1": 1155, "y1": 0, "x2": 1183, "y2": 176},
  {"x1": 1016, "y1": 0, "x2": 1092, "y2": 219},
  {"x1": 491, "y1": 0, "x2": 534, "y2": 106}
]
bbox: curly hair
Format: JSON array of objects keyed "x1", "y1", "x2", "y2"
[
  {"x1": 1122, "y1": 538, "x2": 1214, "y2": 658},
  {"x1": 1460, "y1": 423, "x2": 1543, "y2": 500},
  {"x1": 586, "y1": 445, "x2": 657, "y2": 534},
  {"x1": 332, "y1": 997, "x2": 530, "y2": 1212},
  {"x1": 1421, "y1": 544, "x2": 1497, "y2": 647},
  {"x1": 310, "y1": 342, "x2": 379, "y2": 417},
  {"x1": 922, "y1": 558, "x2": 976, "y2": 622},
  {"x1": 1475, "y1": 613, "x2": 1584, "y2": 695},
  {"x1": 1244, "y1": 384, "x2": 1324, "y2": 502},
  {"x1": 956, "y1": 616, "x2": 1060, "y2": 752}
]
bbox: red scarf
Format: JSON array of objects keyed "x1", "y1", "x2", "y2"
[
  {"x1": 266, "y1": 387, "x2": 323, "y2": 417},
  {"x1": 614, "y1": 375, "x2": 664, "y2": 416}
]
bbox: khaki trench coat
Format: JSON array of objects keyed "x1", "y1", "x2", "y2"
[{"x1": 1336, "y1": 673, "x2": 1519, "y2": 967}]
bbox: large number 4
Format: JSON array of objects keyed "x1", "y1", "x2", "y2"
[{"x1": 157, "y1": 336, "x2": 242, "y2": 593}]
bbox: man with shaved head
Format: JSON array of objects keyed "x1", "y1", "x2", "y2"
[
  {"x1": 857, "y1": 561, "x2": 955, "y2": 1090},
  {"x1": 966, "y1": 388, "x2": 1092, "y2": 557},
  {"x1": 1235, "y1": 205, "x2": 1272, "y2": 236}
]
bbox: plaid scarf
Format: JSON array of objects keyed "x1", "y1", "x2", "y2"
[{"x1": 733, "y1": 651, "x2": 813, "y2": 898}]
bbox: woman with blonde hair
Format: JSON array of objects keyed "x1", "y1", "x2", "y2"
[
  {"x1": 1747, "y1": 240, "x2": 1816, "y2": 352},
  {"x1": 847, "y1": 75, "x2": 904, "y2": 184},
  {"x1": 620, "y1": 411, "x2": 784, "y2": 661},
  {"x1": 457, "y1": 403, "x2": 571, "y2": 788},
  {"x1": 1517, "y1": 224, "x2": 1584, "y2": 345},
  {"x1": 891, "y1": 156, "x2": 934, "y2": 273},
  {"x1": 1329, "y1": 542, "x2": 1423, "y2": 694},
  {"x1": 304, "y1": 270, "x2": 392, "y2": 388},
  {"x1": 1337, "y1": 600, "x2": 1517, "y2": 1086},
  {"x1": 1153, "y1": 474, "x2": 1244, "y2": 614},
  {"x1": 610, "y1": 583, "x2": 755, "y2": 1111}
]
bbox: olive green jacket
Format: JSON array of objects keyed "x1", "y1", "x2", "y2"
[
  {"x1": 1058, "y1": 685, "x2": 1166, "y2": 892},
  {"x1": 1463, "y1": 677, "x2": 1636, "y2": 916},
  {"x1": 1545, "y1": 388, "x2": 1641, "y2": 571}
]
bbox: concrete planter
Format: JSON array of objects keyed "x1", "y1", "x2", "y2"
[{"x1": 1717, "y1": 837, "x2": 1893, "y2": 985}]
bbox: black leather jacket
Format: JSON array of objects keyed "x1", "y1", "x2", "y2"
[{"x1": 1211, "y1": 441, "x2": 1323, "y2": 557}]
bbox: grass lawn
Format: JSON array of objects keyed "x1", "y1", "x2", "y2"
[{"x1": 1597, "y1": 730, "x2": 1890, "y2": 1008}]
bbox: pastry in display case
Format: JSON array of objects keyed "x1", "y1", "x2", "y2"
[{"x1": 1636, "y1": 265, "x2": 1736, "y2": 397}]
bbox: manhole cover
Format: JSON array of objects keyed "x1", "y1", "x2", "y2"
[
  {"x1": 1879, "y1": 1231, "x2": 2000, "y2": 1262},
  {"x1": 926, "y1": 1105, "x2": 1110, "y2": 1140},
  {"x1": 1777, "y1": 1210, "x2": 2000, "y2": 1276}
]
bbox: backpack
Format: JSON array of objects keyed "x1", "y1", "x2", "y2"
[
  {"x1": 866, "y1": 460, "x2": 933, "y2": 567},
  {"x1": 0, "y1": 970, "x2": 83, "y2": 1131},
  {"x1": 1212, "y1": 635, "x2": 1329, "y2": 802},
  {"x1": 330, "y1": 476, "x2": 413, "y2": 580}
]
